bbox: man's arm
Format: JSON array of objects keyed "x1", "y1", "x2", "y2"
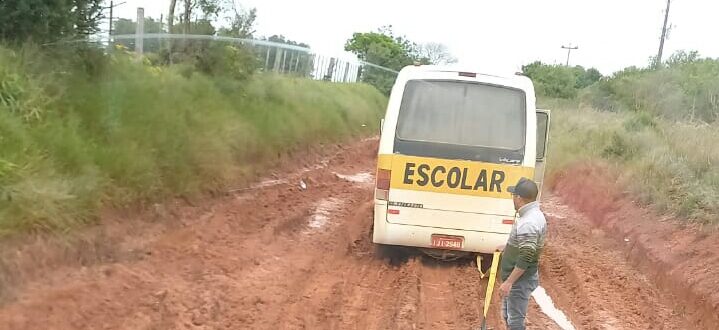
[
  {"x1": 499, "y1": 267, "x2": 526, "y2": 296},
  {"x1": 504, "y1": 267, "x2": 526, "y2": 286}
]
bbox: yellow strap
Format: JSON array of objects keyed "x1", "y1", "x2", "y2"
[
  {"x1": 483, "y1": 251, "x2": 502, "y2": 317},
  {"x1": 476, "y1": 255, "x2": 486, "y2": 279}
]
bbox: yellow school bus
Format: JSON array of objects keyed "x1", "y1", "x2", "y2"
[{"x1": 372, "y1": 65, "x2": 550, "y2": 259}]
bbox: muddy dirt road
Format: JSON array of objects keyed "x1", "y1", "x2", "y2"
[{"x1": 0, "y1": 139, "x2": 709, "y2": 329}]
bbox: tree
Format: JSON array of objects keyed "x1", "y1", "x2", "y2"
[
  {"x1": 572, "y1": 66, "x2": 602, "y2": 89},
  {"x1": 162, "y1": 1, "x2": 260, "y2": 79},
  {"x1": 345, "y1": 26, "x2": 427, "y2": 93},
  {"x1": 168, "y1": 0, "x2": 178, "y2": 33},
  {"x1": 345, "y1": 26, "x2": 424, "y2": 69},
  {"x1": 177, "y1": 0, "x2": 222, "y2": 34},
  {"x1": 666, "y1": 50, "x2": 700, "y2": 68},
  {"x1": 420, "y1": 42, "x2": 457, "y2": 65},
  {"x1": 521, "y1": 61, "x2": 603, "y2": 98},
  {"x1": 0, "y1": 0, "x2": 104, "y2": 43},
  {"x1": 217, "y1": 5, "x2": 257, "y2": 38},
  {"x1": 522, "y1": 61, "x2": 579, "y2": 99}
]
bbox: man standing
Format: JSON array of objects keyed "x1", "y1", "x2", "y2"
[{"x1": 498, "y1": 177, "x2": 547, "y2": 330}]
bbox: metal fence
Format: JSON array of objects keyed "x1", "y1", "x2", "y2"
[
  {"x1": 109, "y1": 33, "x2": 387, "y2": 84},
  {"x1": 94, "y1": 9, "x2": 399, "y2": 90}
]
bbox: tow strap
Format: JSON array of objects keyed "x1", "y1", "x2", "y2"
[{"x1": 477, "y1": 250, "x2": 502, "y2": 330}]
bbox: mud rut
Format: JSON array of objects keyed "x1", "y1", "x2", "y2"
[{"x1": 0, "y1": 139, "x2": 699, "y2": 329}]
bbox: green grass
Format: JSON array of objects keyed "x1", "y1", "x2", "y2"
[
  {"x1": 542, "y1": 98, "x2": 719, "y2": 225},
  {"x1": 0, "y1": 46, "x2": 387, "y2": 236},
  {"x1": 531, "y1": 54, "x2": 719, "y2": 226},
  {"x1": 581, "y1": 56, "x2": 719, "y2": 123}
]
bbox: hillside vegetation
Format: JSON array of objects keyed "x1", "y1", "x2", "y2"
[
  {"x1": 534, "y1": 51, "x2": 719, "y2": 225},
  {"x1": 0, "y1": 45, "x2": 387, "y2": 235}
]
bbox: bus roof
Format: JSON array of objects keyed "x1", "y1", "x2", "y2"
[{"x1": 396, "y1": 65, "x2": 535, "y2": 93}]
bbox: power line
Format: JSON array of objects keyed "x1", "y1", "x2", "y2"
[{"x1": 561, "y1": 44, "x2": 578, "y2": 66}]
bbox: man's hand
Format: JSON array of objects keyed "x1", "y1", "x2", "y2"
[
  {"x1": 500, "y1": 267, "x2": 526, "y2": 298},
  {"x1": 499, "y1": 281, "x2": 513, "y2": 297}
]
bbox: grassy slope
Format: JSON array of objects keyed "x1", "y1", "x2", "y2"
[
  {"x1": 0, "y1": 47, "x2": 387, "y2": 235},
  {"x1": 543, "y1": 98, "x2": 719, "y2": 225}
]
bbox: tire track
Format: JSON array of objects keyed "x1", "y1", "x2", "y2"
[
  {"x1": 540, "y1": 196, "x2": 687, "y2": 329},
  {"x1": 1, "y1": 138, "x2": 693, "y2": 330}
]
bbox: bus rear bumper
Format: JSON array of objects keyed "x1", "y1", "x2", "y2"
[{"x1": 372, "y1": 203, "x2": 509, "y2": 254}]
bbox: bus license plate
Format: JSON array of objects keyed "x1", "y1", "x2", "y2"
[{"x1": 431, "y1": 235, "x2": 464, "y2": 250}]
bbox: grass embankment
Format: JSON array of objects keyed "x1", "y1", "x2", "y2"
[
  {"x1": 544, "y1": 99, "x2": 719, "y2": 226},
  {"x1": 541, "y1": 56, "x2": 719, "y2": 226},
  {"x1": 0, "y1": 46, "x2": 387, "y2": 236}
]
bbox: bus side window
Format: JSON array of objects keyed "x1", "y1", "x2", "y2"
[
  {"x1": 535, "y1": 110, "x2": 551, "y2": 198},
  {"x1": 536, "y1": 111, "x2": 550, "y2": 160}
]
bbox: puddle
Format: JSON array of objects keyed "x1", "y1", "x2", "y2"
[
  {"x1": 307, "y1": 198, "x2": 343, "y2": 230},
  {"x1": 532, "y1": 286, "x2": 576, "y2": 330},
  {"x1": 251, "y1": 179, "x2": 287, "y2": 189},
  {"x1": 334, "y1": 172, "x2": 373, "y2": 184},
  {"x1": 300, "y1": 159, "x2": 330, "y2": 174},
  {"x1": 544, "y1": 211, "x2": 567, "y2": 220}
]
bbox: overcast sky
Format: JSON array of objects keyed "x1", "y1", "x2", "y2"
[{"x1": 113, "y1": 0, "x2": 719, "y2": 75}]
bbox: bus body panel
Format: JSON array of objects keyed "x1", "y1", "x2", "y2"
[
  {"x1": 373, "y1": 202, "x2": 509, "y2": 254},
  {"x1": 373, "y1": 65, "x2": 539, "y2": 254}
]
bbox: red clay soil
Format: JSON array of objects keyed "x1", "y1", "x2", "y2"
[
  {"x1": 550, "y1": 163, "x2": 719, "y2": 329},
  {"x1": 1, "y1": 138, "x2": 711, "y2": 330},
  {"x1": 0, "y1": 138, "x2": 557, "y2": 330}
]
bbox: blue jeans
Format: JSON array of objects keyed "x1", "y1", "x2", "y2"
[{"x1": 501, "y1": 271, "x2": 539, "y2": 330}]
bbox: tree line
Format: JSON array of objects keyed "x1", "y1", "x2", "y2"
[
  {"x1": 0, "y1": 1, "x2": 459, "y2": 94},
  {"x1": 521, "y1": 50, "x2": 719, "y2": 123},
  {"x1": 521, "y1": 62, "x2": 602, "y2": 99}
]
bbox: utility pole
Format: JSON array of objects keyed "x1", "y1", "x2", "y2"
[
  {"x1": 109, "y1": 1, "x2": 113, "y2": 37},
  {"x1": 105, "y1": 1, "x2": 126, "y2": 49},
  {"x1": 656, "y1": 0, "x2": 672, "y2": 68},
  {"x1": 561, "y1": 44, "x2": 578, "y2": 66}
]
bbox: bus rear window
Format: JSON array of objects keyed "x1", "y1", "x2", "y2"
[{"x1": 396, "y1": 80, "x2": 526, "y2": 150}]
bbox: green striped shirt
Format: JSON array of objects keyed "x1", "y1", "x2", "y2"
[{"x1": 500, "y1": 201, "x2": 547, "y2": 281}]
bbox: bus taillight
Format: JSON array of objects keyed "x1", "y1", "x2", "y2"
[{"x1": 376, "y1": 169, "x2": 391, "y2": 200}]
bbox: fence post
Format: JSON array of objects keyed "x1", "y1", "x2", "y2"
[
  {"x1": 325, "y1": 58, "x2": 336, "y2": 81},
  {"x1": 289, "y1": 51, "x2": 296, "y2": 74},
  {"x1": 307, "y1": 54, "x2": 315, "y2": 78},
  {"x1": 265, "y1": 47, "x2": 271, "y2": 71},
  {"x1": 343, "y1": 62, "x2": 350, "y2": 83},
  {"x1": 135, "y1": 8, "x2": 144, "y2": 55},
  {"x1": 281, "y1": 50, "x2": 287, "y2": 73},
  {"x1": 273, "y1": 48, "x2": 282, "y2": 72}
]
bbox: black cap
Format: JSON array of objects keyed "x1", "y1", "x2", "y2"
[{"x1": 507, "y1": 177, "x2": 538, "y2": 200}]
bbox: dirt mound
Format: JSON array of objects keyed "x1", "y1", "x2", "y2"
[{"x1": 551, "y1": 163, "x2": 719, "y2": 329}]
